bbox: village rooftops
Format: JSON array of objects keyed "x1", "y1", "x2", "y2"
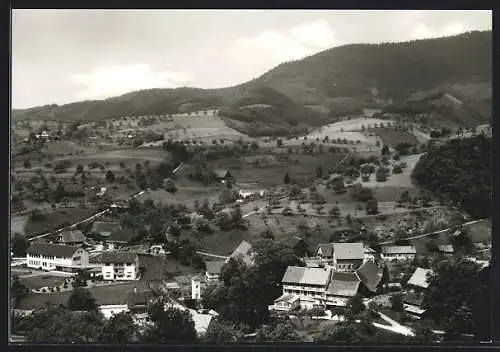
[
  {"x1": 355, "y1": 260, "x2": 383, "y2": 292},
  {"x1": 282, "y1": 266, "x2": 331, "y2": 287},
  {"x1": 206, "y1": 261, "x2": 225, "y2": 275},
  {"x1": 317, "y1": 244, "x2": 334, "y2": 257},
  {"x1": 333, "y1": 243, "x2": 364, "y2": 260},
  {"x1": 407, "y1": 267, "x2": 434, "y2": 289},
  {"x1": 27, "y1": 243, "x2": 81, "y2": 258},
  {"x1": 101, "y1": 251, "x2": 138, "y2": 264},
  {"x1": 58, "y1": 230, "x2": 86, "y2": 244},
  {"x1": 326, "y1": 272, "x2": 361, "y2": 297},
  {"x1": 381, "y1": 245, "x2": 417, "y2": 254}
]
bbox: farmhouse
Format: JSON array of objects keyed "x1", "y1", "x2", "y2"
[
  {"x1": 205, "y1": 261, "x2": 225, "y2": 282},
  {"x1": 281, "y1": 266, "x2": 331, "y2": 306},
  {"x1": 26, "y1": 243, "x2": 89, "y2": 272},
  {"x1": 403, "y1": 267, "x2": 434, "y2": 319},
  {"x1": 56, "y1": 230, "x2": 86, "y2": 246},
  {"x1": 91, "y1": 221, "x2": 122, "y2": 238},
  {"x1": 227, "y1": 240, "x2": 254, "y2": 266},
  {"x1": 106, "y1": 228, "x2": 136, "y2": 246},
  {"x1": 315, "y1": 242, "x2": 364, "y2": 271},
  {"x1": 101, "y1": 251, "x2": 140, "y2": 281},
  {"x1": 380, "y1": 245, "x2": 417, "y2": 261}
]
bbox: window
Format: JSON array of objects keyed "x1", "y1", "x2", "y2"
[{"x1": 73, "y1": 256, "x2": 81, "y2": 261}]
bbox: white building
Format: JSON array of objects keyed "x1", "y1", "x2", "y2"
[
  {"x1": 281, "y1": 266, "x2": 331, "y2": 306},
  {"x1": 381, "y1": 245, "x2": 417, "y2": 261},
  {"x1": 101, "y1": 251, "x2": 140, "y2": 281},
  {"x1": 26, "y1": 243, "x2": 89, "y2": 272}
]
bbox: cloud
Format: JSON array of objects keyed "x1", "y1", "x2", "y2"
[
  {"x1": 68, "y1": 63, "x2": 195, "y2": 100},
  {"x1": 227, "y1": 20, "x2": 337, "y2": 75},
  {"x1": 410, "y1": 22, "x2": 465, "y2": 40}
]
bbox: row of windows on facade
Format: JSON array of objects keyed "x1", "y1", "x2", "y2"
[
  {"x1": 283, "y1": 288, "x2": 348, "y2": 300},
  {"x1": 28, "y1": 254, "x2": 67, "y2": 260},
  {"x1": 104, "y1": 273, "x2": 133, "y2": 279},
  {"x1": 103, "y1": 263, "x2": 135, "y2": 266}
]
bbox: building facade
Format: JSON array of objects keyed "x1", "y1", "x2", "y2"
[
  {"x1": 26, "y1": 243, "x2": 89, "y2": 272},
  {"x1": 101, "y1": 252, "x2": 140, "y2": 281}
]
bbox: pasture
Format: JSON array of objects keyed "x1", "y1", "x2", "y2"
[
  {"x1": 23, "y1": 207, "x2": 98, "y2": 237},
  {"x1": 54, "y1": 148, "x2": 170, "y2": 164},
  {"x1": 375, "y1": 129, "x2": 420, "y2": 147},
  {"x1": 136, "y1": 186, "x2": 220, "y2": 209}
]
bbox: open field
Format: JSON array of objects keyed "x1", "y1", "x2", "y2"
[
  {"x1": 19, "y1": 275, "x2": 67, "y2": 290},
  {"x1": 463, "y1": 219, "x2": 492, "y2": 242},
  {"x1": 54, "y1": 148, "x2": 169, "y2": 164},
  {"x1": 10, "y1": 216, "x2": 29, "y2": 236},
  {"x1": 23, "y1": 207, "x2": 98, "y2": 237},
  {"x1": 375, "y1": 129, "x2": 420, "y2": 146},
  {"x1": 137, "y1": 187, "x2": 220, "y2": 209},
  {"x1": 312, "y1": 118, "x2": 396, "y2": 133},
  {"x1": 210, "y1": 153, "x2": 347, "y2": 188}
]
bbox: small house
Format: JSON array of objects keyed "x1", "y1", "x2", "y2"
[
  {"x1": 355, "y1": 260, "x2": 383, "y2": 293},
  {"x1": 437, "y1": 245, "x2": 454, "y2": 256},
  {"x1": 205, "y1": 261, "x2": 225, "y2": 282},
  {"x1": 212, "y1": 169, "x2": 233, "y2": 184},
  {"x1": 57, "y1": 230, "x2": 86, "y2": 246},
  {"x1": 272, "y1": 294, "x2": 300, "y2": 312},
  {"x1": 332, "y1": 243, "x2": 365, "y2": 271},
  {"x1": 101, "y1": 251, "x2": 140, "y2": 281},
  {"x1": 282, "y1": 235, "x2": 309, "y2": 257},
  {"x1": 381, "y1": 245, "x2": 417, "y2": 261},
  {"x1": 106, "y1": 228, "x2": 136, "y2": 246}
]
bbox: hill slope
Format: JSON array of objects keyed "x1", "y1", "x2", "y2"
[{"x1": 13, "y1": 31, "x2": 492, "y2": 132}]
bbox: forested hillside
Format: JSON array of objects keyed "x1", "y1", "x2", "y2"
[
  {"x1": 412, "y1": 135, "x2": 491, "y2": 218},
  {"x1": 13, "y1": 31, "x2": 492, "y2": 131}
]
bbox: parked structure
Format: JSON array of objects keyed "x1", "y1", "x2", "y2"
[{"x1": 26, "y1": 243, "x2": 89, "y2": 272}]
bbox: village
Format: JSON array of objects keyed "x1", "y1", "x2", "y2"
[{"x1": 10, "y1": 105, "x2": 492, "y2": 343}]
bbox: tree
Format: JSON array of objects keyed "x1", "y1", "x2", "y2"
[
  {"x1": 106, "y1": 170, "x2": 116, "y2": 182},
  {"x1": 318, "y1": 317, "x2": 377, "y2": 343},
  {"x1": 366, "y1": 198, "x2": 379, "y2": 215},
  {"x1": 220, "y1": 257, "x2": 247, "y2": 287},
  {"x1": 22, "y1": 306, "x2": 104, "y2": 343},
  {"x1": 73, "y1": 269, "x2": 90, "y2": 288},
  {"x1": 329, "y1": 206, "x2": 341, "y2": 217},
  {"x1": 425, "y1": 239, "x2": 439, "y2": 253},
  {"x1": 141, "y1": 300, "x2": 197, "y2": 343},
  {"x1": 76, "y1": 163, "x2": 84, "y2": 174},
  {"x1": 345, "y1": 294, "x2": 365, "y2": 318},
  {"x1": 316, "y1": 165, "x2": 323, "y2": 179},
  {"x1": 203, "y1": 320, "x2": 243, "y2": 343},
  {"x1": 333, "y1": 178, "x2": 346, "y2": 194},
  {"x1": 284, "y1": 173, "x2": 291, "y2": 184},
  {"x1": 11, "y1": 233, "x2": 29, "y2": 257},
  {"x1": 276, "y1": 139, "x2": 283, "y2": 147},
  {"x1": 256, "y1": 321, "x2": 301, "y2": 342},
  {"x1": 164, "y1": 179, "x2": 178, "y2": 194},
  {"x1": 67, "y1": 288, "x2": 98, "y2": 312},
  {"x1": 389, "y1": 294, "x2": 403, "y2": 312},
  {"x1": 11, "y1": 275, "x2": 29, "y2": 308},
  {"x1": 100, "y1": 311, "x2": 138, "y2": 343},
  {"x1": 23, "y1": 159, "x2": 31, "y2": 169},
  {"x1": 381, "y1": 144, "x2": 390, "y2": 155}
]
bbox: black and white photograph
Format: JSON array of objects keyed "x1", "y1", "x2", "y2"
[{"x1": 9, "y1": 9, "x2": 492, "y2": 345}]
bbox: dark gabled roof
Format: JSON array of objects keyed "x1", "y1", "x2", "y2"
[
  {"x1": 316, "y1": 243, "x2": 333, "y2": 257},
  {"x1": 101, "y1": 251, "x2": 138, "y2": 264},
  {"x1": 127, "y1": 290, "x2": 153, "y2": 309},
  {"x1": 205, "y1": 261, "x2": 225, "y2": 275},
  {"x1": 356, "y1": 260, "x2": 383, "y2": 292},
  {"x1": 58, "y1": 230, "x2": 86, "y2": 244},
  {"x1": 91, "y1": 221, "x2": 121, "y2": 234},
  {"x1": 107, "y1": 228, "x2": 136, "y2": 243},
  {"x1": 333, "y1": 243, "x2": 364, "y2": 260},
  {"x1": 403, "y1": 291, "x2": 424, "y2": 306},
  {"x1": 326, "y1": 272, "x2": 360, "y2": 297},
  {"x1": 27, "y1": 243, "x2": 81, "y2": 258}
]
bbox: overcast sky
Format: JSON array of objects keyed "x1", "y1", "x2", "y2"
[{"x1": 12, "y1": 10, "x2": 492, "y2": 109}]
